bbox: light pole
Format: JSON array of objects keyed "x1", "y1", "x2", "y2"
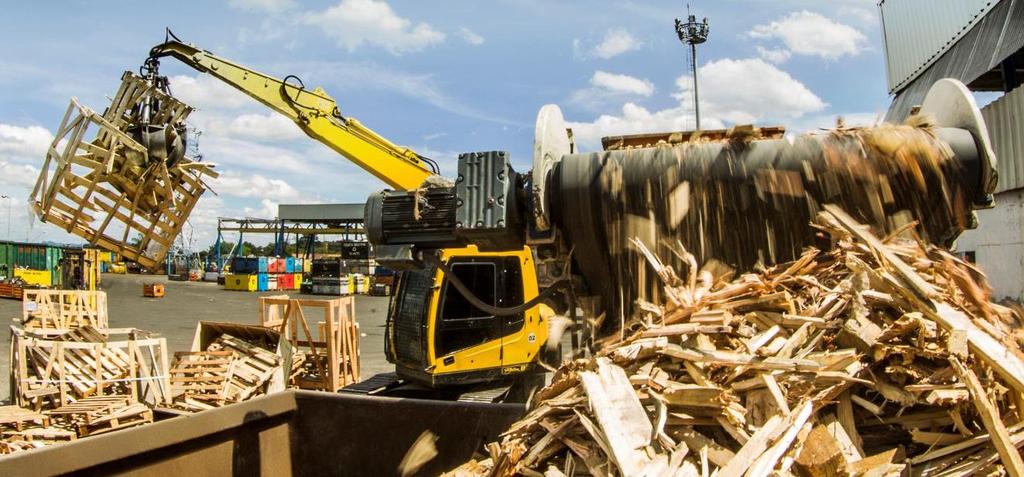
[
  {"x1": 0, "y1": 195, "x2": 10, "y2": 240},
  {"x1": 675, "y1": 6, "x2": 710, "y2": 130}
]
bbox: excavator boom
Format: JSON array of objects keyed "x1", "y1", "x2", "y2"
[{"x1": 148, "y1": 40, "x2": 435, "y2": 190}]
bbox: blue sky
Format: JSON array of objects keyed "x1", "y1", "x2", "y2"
[{"x1": 0, "y1": 0, "x2": 887, "y2": 247}]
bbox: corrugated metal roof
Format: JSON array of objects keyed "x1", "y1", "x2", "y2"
[
  {"x1": 885, "y1": 0, "x2": 1023, "y2": 121},
  {"x1": 982, "y1": 83, "x2": 1024, "y2": 192},
  {"x1": 881, "y1": 0, "x2": 998, "y2": 93},
  {"x1": 277, "y1": 203, "x2": 364, "y2": 221}
]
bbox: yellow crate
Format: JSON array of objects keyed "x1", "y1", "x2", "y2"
[
  {"x1": 224, "y1": 273, "x2": 257, "y2": 291},
  {"x1": 14, "y1": 269, "x2": 52, "y2": 287}
]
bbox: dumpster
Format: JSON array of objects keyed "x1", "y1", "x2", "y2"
[{"x1": 0, "y1": 390, "x2": 524, "y2": 476}]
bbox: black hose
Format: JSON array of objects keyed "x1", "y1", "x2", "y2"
[
  {"x1": 422, "y1": 253, "x2": 570, "y2": 317},
  {"x1": 281, "y1": 75, "x2": 317, "y2": 112}
]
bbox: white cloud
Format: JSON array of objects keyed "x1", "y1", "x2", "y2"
[
  {"x1": 0, "y1": 124, "x2": 53, "y2": 163},
  {"x1": 208, "y1": 113, "x2": 305, "y2": 142},
  {"x1": 567, "y1": 103, "x2": 723, "y2": 151},
  {"x1": 0, "y1": 161, "x2": 40, "y2": 188},
  {"x1": 301, "y1": 0, "x2": 445, "y2": 54},
  {"x1": 574, "y1": 29, "x2": 642, "y2": 60},
  {"x1": 590, "y1": 71, "x2": 654, "y2": 96},
  {"x1": 169, "y1": 75, "x2": 251, "y2": 110},
  {"x1": 838, "y1": 6, "x2": 877, "y2": 25},
  {"x1": 749, "y1": 11, "x2": 868, "y2": 60},
  {"x1": 675, "y1": 58, "x2": 826, "y2": 124},
  {"x1": 567, "y1": 57, "x2": 826, "y2": 150},
  {"x1": 756, "y1": 46, "x2": 792, "y2": 64},
  {"x1": 593, "y1": 29, "x2": 641, "y2": 59},
  {"x1": 569, "y1": 71, "x2": 655, "y2": 110},
  {"x1": 228, "y1": 0, "x2": 295, "y2": 13},
  {"x1": 213, "y1": 171, "x2": 306, "y2": 202},
  {"x1": 458, "y1": 27, "x2": 485, "y2": 46}
]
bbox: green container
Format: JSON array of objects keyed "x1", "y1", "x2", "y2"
[
  {"x1": 0, "y1": 242, "x2": 65, "y2": 284},
  {"x1": 0, "y1": 243, "x2": 12, "y2": 279},
  {"x1": 47, "y1": 246, "x2": 62, "y2": 286}
]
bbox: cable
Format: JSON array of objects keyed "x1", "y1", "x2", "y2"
[{"x1": 422, "y1": 253, "x2": 571, "y2": 317}]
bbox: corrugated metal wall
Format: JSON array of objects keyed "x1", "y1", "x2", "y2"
[
  {"x1": 881, "y1": 0, "x2": 997, "y2": 93},
  {"x1": 982, "y1": 84, "x2": 1024, "y2": 193}
]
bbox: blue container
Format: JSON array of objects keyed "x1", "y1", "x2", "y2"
[
  {"x1": 285, "y1": 257, "x2": 296, "y2": 273},
  {"x1": 257, "y1": 272, "x2": 269, "y2": 291},
  {"x1": 231, "y1": 256, "x2": 258, "y2": 274},
  {"x1": 258, "y1": 257, "x2": 269, "y2": 273}
]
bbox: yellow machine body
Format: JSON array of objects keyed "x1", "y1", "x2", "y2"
[{"x1": 386, "y1": 245, "x2": 550, "y2": 387}]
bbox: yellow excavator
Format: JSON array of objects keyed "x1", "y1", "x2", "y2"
[
  {"x1": 145, "y1": 34, "x2": 552, "y2": 398},
  {"x1": 145, "y1": 32, "x2": 998, "y2": 400}
]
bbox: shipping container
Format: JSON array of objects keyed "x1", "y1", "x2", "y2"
[
  {"x1": 267, "y1": 274, "x2": 278, "y2": 291},
  {"x1": 278, "y1": 273, "x2": 293, "y2": 290},
  {"x1": 285, "y1": 257, "x2": 296, "y2": 273},
  {"x1": 223, "y1": 274, "x2": 258, "y2": 291},
  {"x1": 293, "y1": 273, "x2": 303, "y2": 290}
]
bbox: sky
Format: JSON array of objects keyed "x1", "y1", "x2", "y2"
[{"x1": 0, "y1": 0, "x2": 889, "y2": 248}]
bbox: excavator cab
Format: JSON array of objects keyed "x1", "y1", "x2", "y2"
[{"x1": 385, "y1": 246, "x2": 550, "y2": 388}]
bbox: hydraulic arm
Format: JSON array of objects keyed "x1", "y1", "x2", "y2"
[{"x1": 147, "y1": 39, "x2": 437, "y2": 190}]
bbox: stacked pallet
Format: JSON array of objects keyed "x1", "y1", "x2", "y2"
[
  {"x1": 0, "y1": 406, "x2": 74, "y2": 454},
  {"x1": 0, "y1": 395, "x2": 154, "y2": 454},
  {"x1": 446, "y1": 206, "x2": 1024, "y2": 476},
  {"x1": 169, "y1": 333, "x2": 283, "y2": 412},
  {"x1": 46, "y1": 395, "x2": 153, "y2": 437},
  {"x1": 11, "y1": 326, "x2": 171, "y2": 410}
]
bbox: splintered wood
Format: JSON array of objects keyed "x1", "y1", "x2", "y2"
[
  {"x1": 447, "y1": 208, "x2": 1024, "y2": 477},
  {"x1": 21, "y1": 289, "x2": 108, "y2": 330},
  {"x1": 29, "y1": 71, "x2": 217, "y2": 269}
]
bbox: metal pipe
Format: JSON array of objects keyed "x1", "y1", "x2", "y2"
[{"x1": 691, "y1": 42, "x2": 700, "y2": 130}]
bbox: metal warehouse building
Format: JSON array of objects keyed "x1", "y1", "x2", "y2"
[{"x1": 881, "y1": 0, "x2": 1024, "y2": 300}]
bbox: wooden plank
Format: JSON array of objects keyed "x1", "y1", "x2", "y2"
[
  {"x1": 579, "y1": 357, "x2": 652, "y2": 475},
  {"x1": 950, "y1": 356, "x2": 1024, "y2": 477}
]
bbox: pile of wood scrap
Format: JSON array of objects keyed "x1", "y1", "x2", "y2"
[
  {"x1": 10, "y1": 326, "x2": 171, "y2": 410},
  {"x1": 0, "y1": 395, "x2": 155, "y2": 455},
  {"x1": 0, "y1": 404, "x2": 75, "y2": 455},
  {"x1": 169, "y1": 333, "x2": 283, "y2": 412},
  {"x1": 446, "y1": 205, "x2": 1024, "y2": 477}
]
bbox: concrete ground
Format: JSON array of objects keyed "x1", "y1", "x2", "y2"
[{"x1": 0, "y1": 273, "x2": 393, "y2": 403}]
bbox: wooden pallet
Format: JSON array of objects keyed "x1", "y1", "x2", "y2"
[
  {"x1": 21, "y1": 289, "x2": 108, "y2": 330},
  {"x1": 0, "y1": 405, "x2": 51, "y2": 431},
  {"x1": 28, "y1": 72, "x2": 217, "y2": 270},
  {"x1": 76, "y1": 403, "x2": 153, "y2": 437},
  {"x1": 45, "y1": 395, "x2": 152, "y2": 437},
  {"x1": 143, "y1": 283, "x2": 165, "y2": 298},
  {"x1": 169, "y1": 351, "x2": 232, "y2": 400}
]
